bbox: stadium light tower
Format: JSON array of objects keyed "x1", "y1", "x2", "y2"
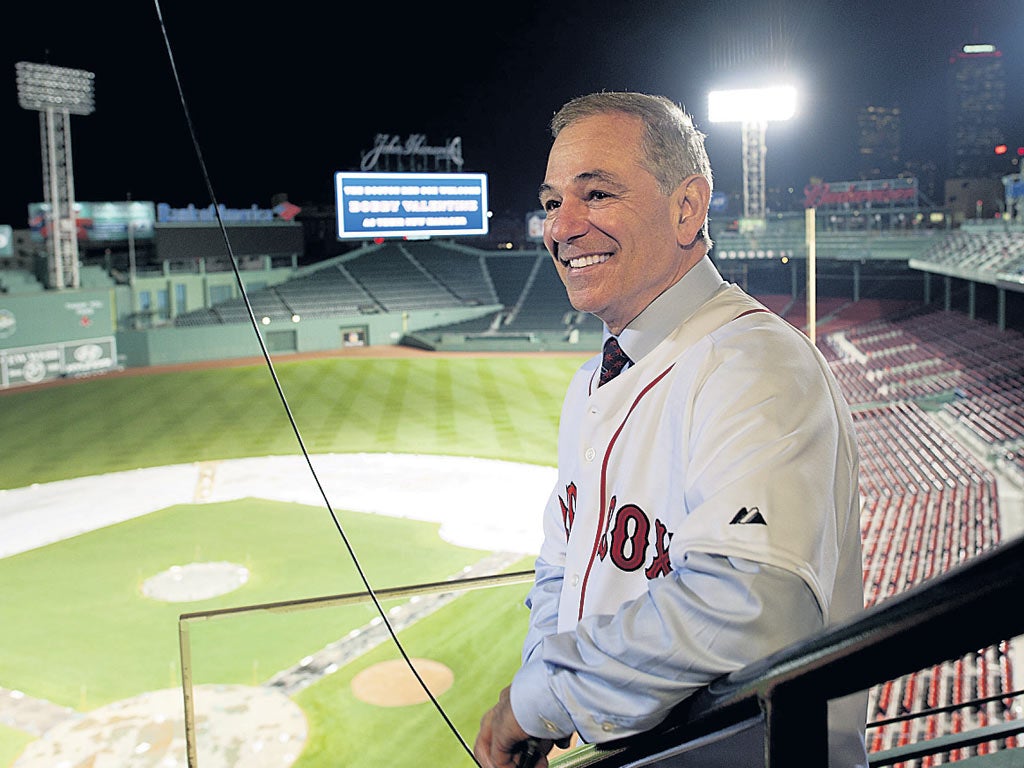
[
  {"x1": 708, "y1": 85, "x2": 796, "y2": 226},
  {"x1": 16, "y1": 61, "x2": 96, "y2": 290}
]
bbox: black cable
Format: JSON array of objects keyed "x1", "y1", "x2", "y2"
[{"x1": 150, "y1": 2, "x2": 481, "y2": 763}]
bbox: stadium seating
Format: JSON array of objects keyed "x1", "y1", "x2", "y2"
[
  {"x1": 341, "y1": 248, "x2": 464, "y2": 311},
  {"x1": 397, "y1": 242, "x2": 498, "y2": 305},
  {"x1": 913, "y1": 228, "x2": 1024, "y2": 279},
  {"x1": 174, "y1": 245, "x2": 497, "y2": 326},
  {"x1": 271, "y1": 265, "x2": 370, "y2": 318},
  {"x1": 815, "y1": 304, "x2": 1024, "y2": 762},
  {"x1": 0, "y1": 268, "x2": 45, "y2": 293},
  {"x1": 855, "y1": 401, "x2": 1015, "y2": 760}
]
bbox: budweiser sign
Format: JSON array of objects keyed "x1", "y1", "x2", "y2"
[{"x1": 804, "y1": 178, "x2": 918, "y2": 209}]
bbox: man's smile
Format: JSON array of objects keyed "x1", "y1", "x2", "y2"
[{"x1": 561, "y1": 252, "x2": 612, "y2": 269}]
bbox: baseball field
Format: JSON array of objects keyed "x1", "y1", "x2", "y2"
[{"x1": 0, "y1": 347, "x2": 592, "y2": 767}]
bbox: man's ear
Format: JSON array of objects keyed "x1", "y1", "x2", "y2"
[{"x1": 673, "y1": 175, "x2": 711, "y2": 248}]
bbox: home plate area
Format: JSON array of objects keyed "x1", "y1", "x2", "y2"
[{"x1": 14, "y1": 685, "x2": 306, "y2": 768}]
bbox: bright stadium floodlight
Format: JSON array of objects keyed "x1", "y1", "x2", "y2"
[
  {"x1": 708, "y1": 85, "x2": 797, "y2": 224},
  {"x1": 16, "y1": 61, "x2": 96, "y2": 115},
  {"x1": 707, "y1": 85, "x2": 796, "y2": 124}
]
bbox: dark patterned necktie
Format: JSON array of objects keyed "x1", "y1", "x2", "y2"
[{"x1": 599, "y1": 336, "x2": 632, "y2": 387}]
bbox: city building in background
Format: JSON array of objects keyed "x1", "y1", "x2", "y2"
[
  {"x1": 947, "y1": 42, "x2": 1006, "y2": 179},
  {"x1": 857, "y1": 105, "x2": 902, "y2": 179}
]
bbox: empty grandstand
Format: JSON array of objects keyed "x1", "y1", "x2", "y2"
[
  {"x1": 838, "y1": 309, "x2": 1021, "y2": 766},
  {"x1": 153, "y1": 221, "x2": 1024, "y2": 359}
]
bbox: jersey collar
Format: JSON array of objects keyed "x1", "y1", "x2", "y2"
[{"x1": 609, "y1": 255, "x2": 727, "y2": 364}]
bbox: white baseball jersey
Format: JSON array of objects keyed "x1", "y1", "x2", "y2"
[{"x1": 510, "y1": 259, "x2": 867, "y2": 766}]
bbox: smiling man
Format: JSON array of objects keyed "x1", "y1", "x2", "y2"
[
  {"x1": 474, "y1": 92, "x2": 868, "y2": 768},
  {"x1": 538, "y1": 104, "x2": 711, "y2": 335}
]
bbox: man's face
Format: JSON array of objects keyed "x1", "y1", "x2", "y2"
[{"x1": 539, "y1": 112, "x2": 695, "y2": 334}]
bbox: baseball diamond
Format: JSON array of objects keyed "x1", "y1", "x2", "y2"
[{"x1": 1, "y1": 450, "x2": 557, "y2": 767}]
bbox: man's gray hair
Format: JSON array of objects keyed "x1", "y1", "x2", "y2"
[{"x1": 551, "y1": 92, "x2": 714, "y2": 249}]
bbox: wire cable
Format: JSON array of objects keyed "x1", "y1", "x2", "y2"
[{"x1": 150, "y1": 2, "x2": 481, "y2": 763}]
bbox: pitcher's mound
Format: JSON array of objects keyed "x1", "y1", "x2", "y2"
[
  {"x1": 351, "y1": 658, "x2": 453, "y2": 706},
  {"x1": 141, "y1": 561, "x2": 250, "y2": 602}
]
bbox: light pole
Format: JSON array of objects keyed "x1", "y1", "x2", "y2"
[
  {"x1": 707, "y1": 85, "x2": 796, "y2": 229},
  {"x1": 15, "y1": 61, "x2": 95, "y2": 290},
  {"x1": 708, "y1": 85, "x2": 816, "y2": 342}
]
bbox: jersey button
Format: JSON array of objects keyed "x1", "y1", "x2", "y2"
[
  {"x1": 585, "y1": 447, "x2": 596, "y2": 462},
  {"x1": 571, "y1": 573, "x2": 580, "y2": 586}
]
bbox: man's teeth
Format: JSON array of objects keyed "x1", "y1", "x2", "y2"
[{"x1": 567, "y1": 253, "x2": 610, "y2": 268}]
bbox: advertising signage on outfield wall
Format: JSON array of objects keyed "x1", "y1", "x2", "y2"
[
  {"x1": 334, "y1": 172, "x2": 488, "y2": 239},
  {"x1": 29, "y1": 201, "x2": 156, "y2": 243},
  {"x1": 0, "y1": 337, "x2": 117, "y2": 388}
]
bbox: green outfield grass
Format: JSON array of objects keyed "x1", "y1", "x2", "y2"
[
  {"x1": 0, "y1": 352, "x2": 586, "y2": 767},
  {"x1": 0, "y1": 354, "x2": 585, "y2": 491}
]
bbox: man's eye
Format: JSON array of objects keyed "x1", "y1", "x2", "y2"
[
  {"x1": 587, "y1": 190, "x2": 611, "y2": 201},
  {"x1": 543, "y1": 199, "x2": 561, "y2": 212}
]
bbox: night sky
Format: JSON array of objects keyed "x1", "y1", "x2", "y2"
[{"x1": 1, "y1": 0, "x2": 1021, "y2": 228}]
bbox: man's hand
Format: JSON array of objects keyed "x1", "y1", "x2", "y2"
[{"x1": 474, "y1": 685, "x2": 554, "y2": 768}]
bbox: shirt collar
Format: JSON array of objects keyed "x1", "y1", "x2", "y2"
[{"x1": 608, "y1": 255, "x2": 726, "y2": 363}]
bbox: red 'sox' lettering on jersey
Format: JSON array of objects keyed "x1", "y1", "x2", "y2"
[
  {"x1": 559, "y1": 482, "x2": 577, "y2": 540},
  {"x1": 599, "y1": 500, "x2": 674, "y2": 580}
]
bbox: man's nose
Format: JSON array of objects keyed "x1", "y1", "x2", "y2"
[{"x1": 547, "y1": 199, "x2": 589, "y2": 243}]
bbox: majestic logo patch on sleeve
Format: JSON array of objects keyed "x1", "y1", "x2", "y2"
[{"x1": 729, "y1": 506, "x2": 767, "y2": 525}]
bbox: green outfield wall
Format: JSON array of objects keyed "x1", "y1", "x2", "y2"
[
  {"x1": 0, "y1": 287, "x2": 119, "y2": 386},
  {"x1": 0, "y1": 236, "x2": 512, "y2": 386},
  {"x1": 114, "y1": 304, "x2": 500, "y2": 367},
  {"x1": 0, "y1": 271, "x2": 499, "y2": 384}
]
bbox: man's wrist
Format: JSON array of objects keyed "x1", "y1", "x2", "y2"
[{"x1": 510, "y1": 659, "x2": 575, "y2": 740}]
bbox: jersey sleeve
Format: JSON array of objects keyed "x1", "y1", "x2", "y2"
[
  {"x1": 673, "y1": 320, "x2": 858, "y2": 618},
  {"x1": 510, "y1": 552, "x2": 824, "y2": 742}
]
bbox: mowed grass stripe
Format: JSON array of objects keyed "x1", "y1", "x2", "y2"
[
  {"x1": 434, "y1": 359, "x2": 458, "y2": 444},
  {"x1": 474, "y1": 358, "x2": 521, "y2": 455},
  {"x1": 302, "y1": 357, "x2": 379, "y2": 443},
  {"x1": 513, "y1": 356, "x2": 575, "y2": 432},
  {"x1": 373, "y1": 358, "x2": 411, "y2": 447}
]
